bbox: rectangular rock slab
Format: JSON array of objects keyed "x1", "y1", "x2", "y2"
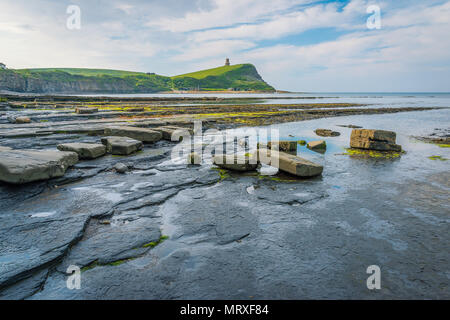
[
  {"x1": 351, "y1": 129, "x2": 396, "y2": 143},
  {"x1": 75, "y1": 107, "x2": 98, "y2": 114},
  {"x1": 258, "y1": 148, "x2": 323, "y2": 177},
  {"x1": 104, "y1": 126, "x2": 162, "y2": 143},
  {"x1": 0, "y1": 150, "x2": 78, "y2": 184},
  {"x1": 57, "y1": 143, "x2": 106, "y2": 159},
  {"x1": 152, "y1": 126, "x2": 192, "y2": 141},
  {"x1": 350, "y1": 138, "x2": 402, "y2": 152},
  {"x1": 307, "y1": 140, "x2": 326, "y2": 150},
  {"x1": 101, "y1": 136, "x2": 143, "y2": 155},
  {"x1": 213, "y1": 154, "x2": 258, "y2": 172}
]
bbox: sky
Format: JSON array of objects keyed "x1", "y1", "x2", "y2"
[{"x1": 0, "y1": 0, "x2": 449, "y2": 92}]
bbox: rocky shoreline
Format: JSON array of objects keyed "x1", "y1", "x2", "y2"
[{"x1": 0, "y1": 95, "x2": 448, "y2": 299}]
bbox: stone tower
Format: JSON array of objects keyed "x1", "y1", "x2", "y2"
[{"x1": 225, "y1": 58, "x2": 230, "y2": 66}]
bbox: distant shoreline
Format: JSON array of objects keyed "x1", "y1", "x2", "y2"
[{"x1": 164, "y1": 90, "x2": 292, "y2": 94}]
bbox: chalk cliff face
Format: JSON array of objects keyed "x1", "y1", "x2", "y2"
[{"x1": 0, "y1": 64, "x2": 275, "y2": 94}]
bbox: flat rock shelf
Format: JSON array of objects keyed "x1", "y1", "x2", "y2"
[{"x1": 0, "y1": 94, "x2": 448, "y2": 300}]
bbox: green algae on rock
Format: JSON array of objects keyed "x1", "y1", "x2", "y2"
[
  {"x1": 428, "y1": 155, "x2": 448, "y2": 161},
  {"x1": 342, "y1": 148, "x2": 403, "y2": 159},
  {"x1": 142, "y1": 235, "x2": 169, "y2": 248},
  {"x1": 212, "y1": 167, "x2": 231, "y2": 181}
]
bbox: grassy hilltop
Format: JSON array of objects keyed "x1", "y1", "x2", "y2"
[
  {"x1": 0, "y1": 64, "x2": 275, "y2": 94},
  {"x1": 17, "y1": 68, "x2": 145, "y2": 77},
  {"x1": 172, "y1": 64, "x2": 274, "y2": 92},
  {"x1": 173, "y1": 64, "x2": 245, "y2": 79}
]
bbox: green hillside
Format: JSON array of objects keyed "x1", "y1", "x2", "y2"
[
  {"x1": 172, "y1": 64, "x2": 245, "y2": 79},
  {"x1": 0, "y1": 63, "x2": 275, "y2": 93},
  {"x1": 15, "y1": 68, "x2": 145, "y2": 77},
  {"x1": 171, "y1": 64, "x2": 275, "y2": 91}
]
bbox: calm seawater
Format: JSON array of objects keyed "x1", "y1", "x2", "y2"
[{"x1": 68, "y1": 92, "x2": 450, "y2": 109}]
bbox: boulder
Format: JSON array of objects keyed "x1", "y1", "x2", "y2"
[
  {"x1": 8, "y1": 116, "x2": 31, "y2": 124},
  {"x1": 114, "y1": 163, "x2": 129, "y2": 174},
  {"x1": 101, "y1": 136, "x2": 143, "y2": 155},
  {"x1": 315, "y1": 129, "x2": 340, "y2": 137},
  {"x1": 350, "y1": 129, "x2": 401, "y2": 151},
  {"x1": 15, "y1": 117, "x2": 31, "y2": 124},
  {"x1": 307, "y1": 140, "x2": 326, "y2": 152},
  {"x1": 213, "y1": 154, "x2": 258, "y2": 172},
  {"x1": 104, "y1": 126, "x2": 162, "y2": 143},
  {"x1": 267, "y1": 141, "x2": 298, "y2": 152},
  {"x1": 350, "y1": 138, "x2": 402, "y2": 152},
  {"x1": 57, "y1": 143, "x2": 106, "y2": 159},
  {"x1": 0, "y1": 150, "x2": 78, "y2": 184},
  {"x1": 75, "y1": 107, "x2": 98, "y2": 114},
  {"x1": 258, "y1": 148, "x2": 323, "y2": 177},
  {"x1": 350, "y1": 129, "x2": 396, "y2": 144}
]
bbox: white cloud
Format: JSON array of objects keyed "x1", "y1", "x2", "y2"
[
  {"x1": 0, "y1": 1, "x2": 163, "y2": 70},
  {"x1": 115, "y1": 3, "x2": 135, "y2": 15},
  {"x1": 189, "y1": 1, "x2": 365, "y2": 42},
  {"x1": 238, "y1": 1, "x2": 450, "y2": 91},
  {"x1": 382, "y1": 1, "x2": 450, "y2": 27},
  {"x1": 172, "y1": 40, "x2": 256, "y2": 62},
  {"x1": 0, "y1": 0, "x2": 449, "y2": 91},
  {"x1": 147, "y1": 0, "x2": 314, "y2": 32}
]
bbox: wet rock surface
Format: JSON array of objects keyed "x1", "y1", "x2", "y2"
[
  {"x1": 0, "y1": 96, "x2": 448, "y2": 300},
  {"x1": 413, "y1": 128, "x2": 450, "y2": 145},
  {"x1": 0, "y1": 149, "x2": 78, "y2": 184}
]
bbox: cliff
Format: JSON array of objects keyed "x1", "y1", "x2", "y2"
[
  {"x1": 0, "y1": 64, "x2": 275, "y2": 94},
  {"x1": 171, "y1": 64, "x2": 275, "y2": 92}
]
